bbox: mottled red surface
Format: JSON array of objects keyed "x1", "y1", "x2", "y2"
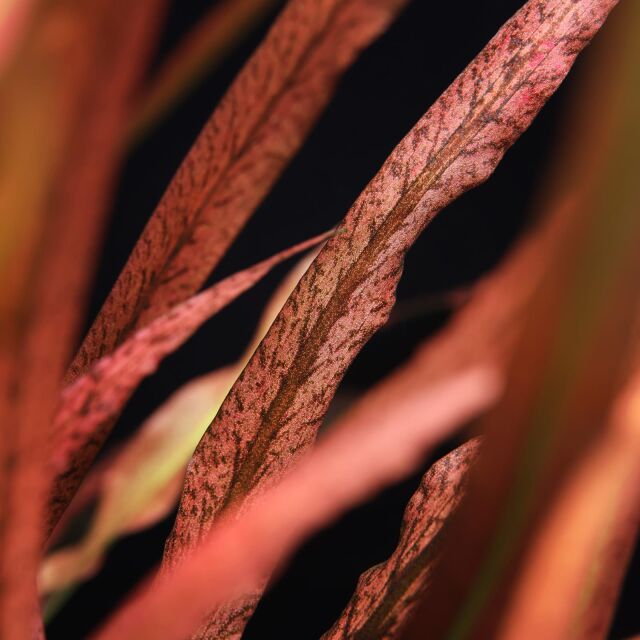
[
  {"x1": 161, "y1": 0, "x2": 618, "y2": 637},
  {"x1": 47, "y1": 233, "x2": 329, "y2": 536},
  {"x1": 322, "y1": 440, "x2": 481, "y2": 640},
  {"x1": 94, "y1": 369, "x2": 497, "y2": 640},
  {"x1": 67, "y1": 0, "x2": 409, "y2": 381}
]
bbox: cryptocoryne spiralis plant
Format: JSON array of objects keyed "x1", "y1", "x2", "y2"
[{"x1": 1, "y1": 0, "x2": 639, "y2": 639}]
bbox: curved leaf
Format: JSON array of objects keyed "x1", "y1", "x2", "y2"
[
  {"x1": 162, "y1": 1, "x2": 617, "y2": 635},
  {"x1": 66, "y1": 0, "x2": 409, "y2": 382},
  {"x1": 322, "y1": 439, "x2": 481, "y2": 640},
  {"x1": 93, "y1": 368, "x2": 499, "y2": 640},
  {"x1": 47, "y1": 233, "x2": 330, "y2": 535}
]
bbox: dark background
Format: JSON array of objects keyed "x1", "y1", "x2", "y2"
[{"x1": 47, "y1": 1, "x2": 639, "y2": 638}]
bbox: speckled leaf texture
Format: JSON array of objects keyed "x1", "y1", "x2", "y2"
[
  {"x1": 161, "y1": 1, "x2": 619, "y2": 637},
  {"x1": 322, "y1": 439, "x2": 481, "y2": 640},
  {"x1": 0, "y1": 1, "x2": 165, "y2": 636},
  {"x1": 46, "y1": 234, "x2": 328, "y2": 536},
  {"x1": 66, "y1": 0, "x2": 409, "y2": 382},
  {"x1": 92, "y1": 369, "x2": 498, "y2": 640}
]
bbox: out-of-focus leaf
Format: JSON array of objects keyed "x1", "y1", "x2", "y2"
[
  {"x1": 128, "y1": 0, "x2": 282, "y2": 143},
  {"x1": 40, "y1": 249, "x2": 319, "y2": 596},
  {"x1": 46, "y1": 233, "x2": 330, "y2": 535},
  {"x1": 66, "y1": 0, "x2": 410, "y2": 382},
  {"x1": 161, "y1": 1, "x2": 618, "y2": 635},
  {"x1": 0, "y1": 0, "x2": 35, "y2": 75},
  {"x1": 404, "y1": 8, "x2": 640, "y2": 640},
  {"x1": 93, "y1": 367, "x2": 500, "y2": 640},
  {"x1": 496, "y1": 367, "x2": 640, "y2": 640},
  {"x1": 322, "y1": 439, "x2": 481, "y2": 640},
  {"x1": 0, "y1": 0, "x2": 166, "y2": 634},
  {"x1": 325, "y1": 4, "x2": 640, "y2": 637}
]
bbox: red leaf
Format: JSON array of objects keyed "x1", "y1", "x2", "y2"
[
  {"x1": 0, "y1": 1, "x2": 165, "y2": 635},
  {"x1": 66, "y1": 0, "x2": 409, "y2": 382},
  {"x1": 162, "y1": 0, "x2": 617, "y2": 634},
  {"x1": 47, "y1": 232, "x2": 331, "y2": 535},
  {"x1": 322, "y1": 439, "x2": 481, "y2": 640},
  {"x1": 92, "y1": 368, "x2": 499, "y2": 640}
]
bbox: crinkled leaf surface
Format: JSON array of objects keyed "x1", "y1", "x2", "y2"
[
  {"x1": 162, "y1": 0, "x2": 617, "y2": 635},
  {"x1": 322, "y1": 439, "x2": 481, "y2": 640},
  {"x1": 326, "y1": 4, "x2": 638, "y2": 637}
]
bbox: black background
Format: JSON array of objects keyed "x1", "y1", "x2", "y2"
[{"x1": 47, "y1": 1, "x2": 639, "y2": 638}]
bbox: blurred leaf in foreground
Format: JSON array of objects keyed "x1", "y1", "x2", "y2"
[{"x1": 405, "y1": 3, "x2": 640, "y2": 637}]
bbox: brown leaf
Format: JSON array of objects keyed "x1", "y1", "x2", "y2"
[
  {"x1": 162, "y1": 0, "x2": 617, "y2": 635},
  {"x1": 92, "y1": 368, "x2": 499, "y2": 640},
  {"x1": 66, "y1": 0, "x2": 409, "y2": 382},
  {"x1": 47, "y1": 232, "x2": 330, "y2": 535},
  {"x1": 322, "y1": 439, "x2": 481, "y2": 640}
]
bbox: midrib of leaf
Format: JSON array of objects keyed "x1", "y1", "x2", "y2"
[
  {"x1": 112, "y1": 0, "x2": 349, "y2": 346},
  {"x1": 221, "y1": 2, "x2": 575, "y2": 510}
]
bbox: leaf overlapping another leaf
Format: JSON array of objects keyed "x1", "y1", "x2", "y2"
[
  {"x1": 93, "y1": 368, "x2": 500, "y2": 640},
  {"x1": 162, "y1": 0, "x2": 618, "y2": 636},
  {"x1": 322, "y1": 3, "x2": 640, "y2": 637},
  {"x1": 47, "y1": 233, "x2": 330, "y2": 536},
  {"x1": 41, "y1": 249, "x2": 320, "y2": 596},
  {"x1": 67, "y1": 0, "x2": 410, "y2": 382}
]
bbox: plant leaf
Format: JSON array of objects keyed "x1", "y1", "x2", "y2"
[
  {"x1": 324, "y1": 4, "x2": 640, "y2": 637},
  {"x1": 0, "y1": 0, "x2": 166, "y2": 635},
  {"x1": 496, "y1": 368, "x2": 640, "y2": 640},
  {"x1": 128, "y1": 0, "x2": 282, "y2": 143},
  {"x1": 92, "y1": 367, "x2": 500, "y2": 640},
  {"x1": 40, "y1": 249, "x2": 319, "y2": 596},
  {"x1": 46, "y1": 233, "x2": 330, "y2": 535},
  {"x1": 321, "y1": 439, "x2": 481, "y2": 640},
  {"x1": 403, "y1": 11, "x2": 640, "y2": 640},
  {"x1": 161, "y1": 0, "x2": 617, "y2": 635},
  {"x1": 66, "y1": 0, "x2": 409, "y2": 382}
]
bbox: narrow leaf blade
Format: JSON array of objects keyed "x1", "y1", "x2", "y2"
[
  {"x1": 93, "y1": 368, "x2": 499, "y2": 640},
  {"x1": 47, "y1": 233, "x2": 330, "y2": 534},
  {"x1": 162, "y1": 1, "x2": 618, "y2": 634},
  {"x1": 67, "y1": 0, "x2": 409, "y2": 381}
]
